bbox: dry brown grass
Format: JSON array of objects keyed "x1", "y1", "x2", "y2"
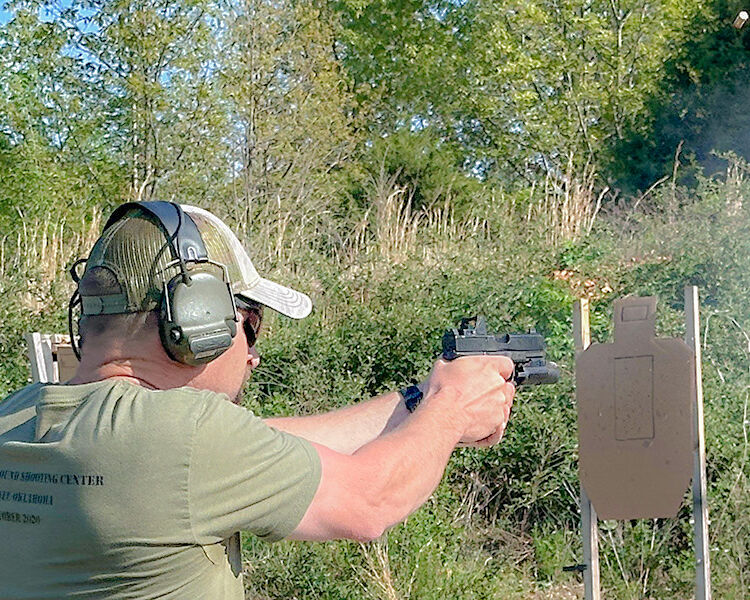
[
  {"x1": 345, "y1": 167, "x2": 495, "y2": 269},
  {"x1": 1, "y1": 208, "x2": 102, "y2": 312},
  {"x1": 356, "y1": 539, "x2": 402, "y2": 600},
  {"x1": 526, "y1": 158, "x2": 609, "y2": 245}
]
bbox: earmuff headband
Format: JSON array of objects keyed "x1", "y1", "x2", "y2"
[{"x1": 104, "y1": 201, "x2": 208, "y2": 264}]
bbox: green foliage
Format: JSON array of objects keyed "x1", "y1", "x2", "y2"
[
  {"x1": 532, "y1": 525, "x2": 579, "y2": 582},
  {"x1": 3, "y1": 1, "x2": 750, "y2": 597},
  {"x1": 362, "y1": 128, "x2": 485, "y2": 214},
  {"x1": 336, "y1": 0, "x2": 717, "y2": 192},
  {"x1": 215, "y1": 0, "x2": 362, "y2": 253},
  {"x1": 608, "y1": 1, "x2": 750, "y2": 192}
]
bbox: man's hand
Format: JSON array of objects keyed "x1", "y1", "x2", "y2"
[{"x1": 420, "y1": 355, "x2": 515, "y2": 446}]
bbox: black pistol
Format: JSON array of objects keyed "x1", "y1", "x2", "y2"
[{"x1": 442, "y1": 316, "x2": 560, "y2": 386}]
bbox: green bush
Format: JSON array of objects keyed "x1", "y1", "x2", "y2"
[{"x1": 3, "y1": 161, "x2": 750, "y2": 598}]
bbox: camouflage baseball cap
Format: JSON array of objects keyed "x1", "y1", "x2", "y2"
[{"x1": 77, "y1": 203, "x2": 312, "y2": 319}]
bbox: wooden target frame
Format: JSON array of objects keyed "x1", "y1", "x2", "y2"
[{"x1": 571, "y1": 286, "x2": 711, "y2": 600}]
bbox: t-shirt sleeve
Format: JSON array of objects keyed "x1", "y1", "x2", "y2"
[{"x1": 188, "y1": 398, "x2": 321, "y2": 543}]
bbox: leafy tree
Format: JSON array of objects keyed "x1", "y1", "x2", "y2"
[
  {"x1": 213, "y1": 0, "x2": 362, "y2": 260},
  {"x1": 0, "y1": 5, "x2": 125, "y2": 227},
  {"x1": 608, "y1": 1, "x2": 750, "y2": 192},
  {"x1": 2, "y1": 0, "x2": 231, "y2": 206},
  {"x1": 65, "y1": 0, "x2": 229, "y2": 201},
  {"x1": 334, "y1": 0, "x2": 723, "y2": 195}
]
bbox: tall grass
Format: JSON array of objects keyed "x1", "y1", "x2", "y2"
[
  {"x1": 525, "y1": 160, "x2": 607, "y2": 246},
  {"x1": 2, "y1": 160, "x2": 749, "y2": 598},
  {"x1": 0, "y1": 208, "x2": 102, "y2": 313}
]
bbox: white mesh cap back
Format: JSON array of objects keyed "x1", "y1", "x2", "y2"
[{"x1": 183, "y1": 205, "x2": 312, "y2": 319}]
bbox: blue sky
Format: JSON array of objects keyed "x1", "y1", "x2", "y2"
[
  {"x1": 0, "y1": 1, "x2": 71, "y2": 25},
  {"x1": 1, "y1": 1, "x2": 100, "y2": 32}
]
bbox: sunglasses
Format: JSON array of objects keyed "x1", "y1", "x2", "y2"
[{"x1": 235, "y1": 297, "x2": 264, "y2": 348}]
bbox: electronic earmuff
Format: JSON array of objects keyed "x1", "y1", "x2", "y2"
[{"x1": 93, "y1": 201, "x2": 238, "y2": 366}]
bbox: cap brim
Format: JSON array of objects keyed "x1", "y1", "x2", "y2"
[{"x1": 236, "y1": 277, "x2": 312, "y2": 320}]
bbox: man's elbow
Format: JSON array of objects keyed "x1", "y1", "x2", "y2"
[
  {"x1": 307, "y1": 443, "x2": 407, "y2": 543},
  {"x1": 348, "y1": 519, "x2": 387, "y2": 543},
  {"x1": 289, "y1": 480, "x2": 393, "y2": 542},
  {"x1": 296, "y1": 508, "x2": 389, "y2": 543},
  {"x1": 344, "y1": 489, "x2": 400, "y2": 542}
]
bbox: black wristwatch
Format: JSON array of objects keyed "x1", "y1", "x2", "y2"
[{"x1": 400, "y1": 385, "x2": 424, "y2": 413}]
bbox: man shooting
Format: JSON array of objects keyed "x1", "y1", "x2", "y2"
[{"x1": 0, "y1": 201, "x2": 515, "y2": 599}]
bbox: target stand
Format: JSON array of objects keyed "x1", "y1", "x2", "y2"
[{"x1": 570, "y1": 287, "x2": 711, "y2": 600}]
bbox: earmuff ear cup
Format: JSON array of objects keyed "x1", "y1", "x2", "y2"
[{"x1": 159, "y1": 270, "x2": 238, "y2": 366}]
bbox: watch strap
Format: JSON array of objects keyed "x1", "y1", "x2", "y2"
[{"x1": 400, "y1": 385, "x2": 423, "y2": 413}]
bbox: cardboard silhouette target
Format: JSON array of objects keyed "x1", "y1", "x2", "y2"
[{"x1": 576, "y1": 296, "x2": 695, "y2": 519}]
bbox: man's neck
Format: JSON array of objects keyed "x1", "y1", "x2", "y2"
[{"x1": 67, "y1": 337, "x2": 202, "y2": 391}]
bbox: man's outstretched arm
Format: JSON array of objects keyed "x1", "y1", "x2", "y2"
[
  {"x1": 286, "y1": 355, "x2": 515, "y2": 542},
  {"x1": 264, "y1": 388, "x2": 414, "y2": 454}
]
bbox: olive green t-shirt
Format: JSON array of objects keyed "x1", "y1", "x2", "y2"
[{"x1": 0, "y1": 380, "x2": 321, "y2": 599}]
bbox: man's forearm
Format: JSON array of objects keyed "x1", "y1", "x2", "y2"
[
  {"x1": 264, "y1": 390, "x2": 412, "y2": 454},
  {"x1": 288, "y1": 388, "x2": 467, "y2": 542},
  {"x1": 287, "y1": 356, "x2": 515, "y2": 542}
]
